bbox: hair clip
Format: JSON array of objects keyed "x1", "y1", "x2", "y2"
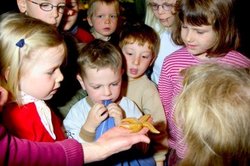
[{"x1": 16, "y1": 39, "x2": 25, "y2": 48}]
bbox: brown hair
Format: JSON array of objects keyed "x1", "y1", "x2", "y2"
[
  {"x1": 172, "y1": 0, "x2": 240, "y2": 57},
  {"x1": 119, "y1": 22, "x2": 160, "y2": 59}
]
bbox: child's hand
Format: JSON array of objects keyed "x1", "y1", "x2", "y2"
[
  {"x1": 84, "y1": 103, "x2": 109, "y2": 132},
  {"x1": 0, "y1": 86, "x2": 8, "y2": 112},
  {"x1": 107, "y1": 103, "x2": 124, "y2": 125}
]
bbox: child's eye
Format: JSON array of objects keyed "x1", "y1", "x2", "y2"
[
  {"x1": 92, "y1": 86, "x2": 101, "y2": 89},
  {"x1": 124, "y1": 51, "x2": 133, "y2": 56},
  {"x1": 47, "y1": 70, "x2": 55, "y2": 75},
  {"x1": 110, "y1": 15, "x2": 117, "y2": 19},
  {"x1": 111, "y1": 82, "x2": 119, "y2": 86},
  {"x1": 142, "y1": 55, "x2": 150, "y2": 59},
  {"x1": 96, "y1": 15, "x2": 103, "y2": 18},
  {"x1": 196, "y1": 30, "x2": 205, "y2": 34}
]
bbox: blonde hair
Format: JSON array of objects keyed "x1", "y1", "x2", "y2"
[
  {"x1": 144, "y1": 0, "x2": 177, "y2": 34},
  {"x1": 87, "y1": 0, "x2": 120, "y2": 17},
  {"x1": 77, "y1": 39, "x2": 122, "y2": 78},
  {"x1": 0, "y1": 12, "x2": 66, "y2": 102},
  {"x1": 175, "y1": 63, "x2": 250, "y2": 166}
]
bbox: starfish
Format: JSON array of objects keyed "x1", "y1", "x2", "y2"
[{"x1": 119, "y1": 114, "x2": 160, "y2": 134}]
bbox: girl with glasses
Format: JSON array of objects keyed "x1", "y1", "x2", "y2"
[
  {"x1": 17, "y1": 0, "x2": 66, "y2": 27},
  {"x1": 145, "y1": 0, "x2": 181, "y2": 85}
]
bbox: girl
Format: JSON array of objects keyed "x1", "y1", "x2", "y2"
[
  {"x1": 0, "y1": 12, "x2": 67, "y2": 142},
  {"x1": 17, "y1": 0, "x2": 66, "y2": 27},
  {"x1": 158, "y1": 0, "x2": 250, "y2": 165},
  {"x1": 145, "y1": 0, "x2": 181, "y2": 84}
]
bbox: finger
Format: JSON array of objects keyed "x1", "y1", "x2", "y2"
[{"x1": 129, "y1": 133, "x2": 150, "y2": 144}]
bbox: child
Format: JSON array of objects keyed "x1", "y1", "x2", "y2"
[
  {"x1": 158, "y1": 0, "x2": 250, "y2": 164},
  {"x1": 119, "y1": 22, "x2": 168, "y2": 166},
  {"x1": 63, "y1": 39, "x2": 142, "y2": 142},
  {"x1": 63, "y1": 39, "x2": 156, "y2": 165},
  {"x1": 0, "y1": 12, "x2": 66, "y2": 142},
  {"x1": 16, "y1": 0, "x2": 66, "y2": 27},
  {"x1": 86, "y1": 0, "x2": 119, "y2": 43},
  {"x1": 175, "y1": 63, "x2": 250, "y2": 165},
  {"x1": 60, "y1": 0, "x2": 94, "y2": 43},
  {"x1": 16, "y1": 0, "x2": 85, "y2": 118},
  {"x1": 145, "y1": 0, "x2": 181, "y2": 84}
]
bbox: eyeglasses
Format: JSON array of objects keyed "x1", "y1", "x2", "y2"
[
  {"x1": 149, "y1": 3, "x2": 175, "y2": 11},
  {"x1": 27, "y1": 0, "x2": 66, "y2": 14}
]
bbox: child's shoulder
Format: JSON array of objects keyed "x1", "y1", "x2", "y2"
[
  {"x1": 120, "y1": 97, "x2": 142, "y2": 118},
  {"x1": 119, "y1": 96, "x2": 136, "y2": 106}
]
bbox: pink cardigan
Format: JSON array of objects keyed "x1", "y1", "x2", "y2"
[{"x1": 0, "y1": 124, "x2": 83, "y2": 166}]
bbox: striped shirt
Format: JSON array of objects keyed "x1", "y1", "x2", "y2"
[{"x1": 158, "y1": 47, "x2": 250, "y2": 158}]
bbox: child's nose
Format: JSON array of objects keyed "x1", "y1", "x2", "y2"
[
  {"x1": 104, "y1": 87, "x2": 111, "y2": 96},
  {"x1": 56, "y1": 69, "x2": 64, "y2": 82},
  {"x1": 133, "y1": 57, "x2": 140, "y2": 65},
  {"x1": 104, "y1": 17, "x2": 111, "y2": 24}
]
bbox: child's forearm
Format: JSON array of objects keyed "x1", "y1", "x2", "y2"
[{"x1": 79, "y1": 125, "x2": 95, "y2": 142}]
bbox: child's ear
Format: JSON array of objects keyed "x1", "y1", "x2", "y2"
[
  {"x1": 149, "y1": 55, "x2": 156, "y2": 66},
  {"x1": 4, "y1": 67, "x2": 10, "y2": 81},
  {"x1": 87, "y1": 16, "x2": 93, "y2": 26},
  {"x1": 17, "y1": 0, "x2": 28, "y2": 13},
  {"x1": 76, "y1": 74, "x2": 86, "y2": 90}
]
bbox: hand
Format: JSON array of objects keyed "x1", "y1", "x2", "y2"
[
  {"x1": 84, "y1": 103, "x2": 108, "y2": 132},
  {"x1": 106, "y1": 103, "x2": 123, "y2": 125},
  {"x1": 82, "y1": 126, "x2": 150, "y2": 163},
  {"x1": 0, "y1": 86, "x2": 8, "y2": 112}
]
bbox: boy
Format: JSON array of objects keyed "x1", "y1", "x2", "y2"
[{"x1": 119, "y1": 22, "x2": 168, "y2": 166}]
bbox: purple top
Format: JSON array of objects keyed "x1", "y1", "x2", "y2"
[{"x1": 0, "y1": 124, "x2": 84, "y2": 166}]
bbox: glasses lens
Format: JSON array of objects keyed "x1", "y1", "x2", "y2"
[
  {"x1": 163, "y1": 4, "x2": 170, "y2": 11},
  {"x1": 150, "y1": 3, "x2": 158, "y2": 10},
  {"x1": 40, "y1": 3, "x2": 53, "y2": 11}
]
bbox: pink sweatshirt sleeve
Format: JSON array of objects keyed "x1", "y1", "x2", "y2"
[{"x1": 0, "y1": 124, "x2": 84, "y2": 166}]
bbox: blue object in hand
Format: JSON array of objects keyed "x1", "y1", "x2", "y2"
[
  {"x1": 102, "y1": 99, "x2": 112, "y2": 106},
  {"x1": 95, "y1": 99, "x2": 115, "y2": 140}
]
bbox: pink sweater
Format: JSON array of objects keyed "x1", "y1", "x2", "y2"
[
  {"x1": 158, "y1": 47, "x2": 250, "y2": 158},
  {"x1": 0, "y1": 124, "x2": 83, "y2": 166}
]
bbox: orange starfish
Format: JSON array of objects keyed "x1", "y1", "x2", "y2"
[{"x1": 119, "y1": 114, "x2": 160, "y2": 134}]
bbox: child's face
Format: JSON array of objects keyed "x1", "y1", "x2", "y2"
[
  {"x1": 87, "y1": 2, "x2": 118, "y2": 38},
  {"x1": 181, "y1": 22, "x2": 217, "y2": 57},
  {"x1": 20, "y1": 0, "x2": 66, "y2": 27},
  {"x1": 61, "y1": 0, "x2": 79, "y2": 31},
  {"x1": 122, "y1": 42, "x2": 154, "y2": 79},
  {"x1": 79, "y1": 67, "x2": 122, "y2": 104},
  {"x1": 149, "y1": 0, "x2": 176, "y2": 28},
  {"x1": 19, "y1": 44, "x2": 65, "y2": 100}
]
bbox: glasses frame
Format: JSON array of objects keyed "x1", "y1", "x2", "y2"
[
  {"x1": 149, "y1": 2, "x2": 175, "y2": 11},
  {"x1": 27, "y1": 0, "x2": 66, "y2": 14}
]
